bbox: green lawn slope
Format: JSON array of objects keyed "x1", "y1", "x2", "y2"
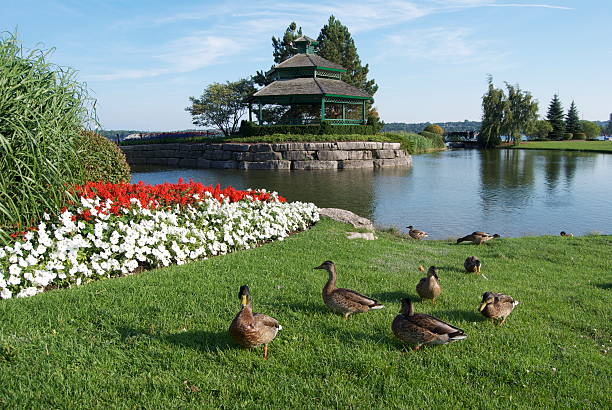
[
  {"x1": 0, "y1": 218, "x2": 610, "y2": 408},
  {"x1": 513, "y1": 140, "x2": 612, "y2": 153}
]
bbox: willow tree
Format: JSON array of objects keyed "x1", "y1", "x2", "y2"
[
  {"x1": 479, "y1": 77, "x2": 538, "y2": 147},
  {"x1": 503, "y1": 82, "x2": 538, "y2": 145},
  {"x1": 479, "y1": 77, "x2": 505, "y2": 148}
]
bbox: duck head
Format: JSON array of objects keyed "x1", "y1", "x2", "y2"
[
  {"x1": 238, "y1": 284, "x2": 251, "y2": 307},
  {"x1": 400, "y1": 298, "x2": 414, "y2": 316},
  {"x1": 314, "y1": 261, "x2": 335, "y2": 271},
  {"x1": 479, "y1": 291, "x2": 495, "y2": 311}
]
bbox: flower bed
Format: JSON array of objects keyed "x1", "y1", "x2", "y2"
[{"x1": 0, "y1": 180, "x2": 319, "y2": 299}]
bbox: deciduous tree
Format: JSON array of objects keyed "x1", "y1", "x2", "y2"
[
  {"x1": 579, "y1": 120, "x2": 601, "y2": 139},
  {"x1": 186, "y1": 79, "x2": 255, "y2": 137}
]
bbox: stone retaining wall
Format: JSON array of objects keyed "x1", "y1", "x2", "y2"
[{"x1": 121, "y1": 141, "x2": 411, "y2": 170}]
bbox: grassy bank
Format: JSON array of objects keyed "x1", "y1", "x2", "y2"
[
  {"x1": 121, "y1": 132, "x2": 446, "y2": 155},
  {"x1": 513, "y1": 140, "x2": 612, "y2": 153},
  {"x1": 0, "y1": 218, "x2": 610, "y2": 408}
]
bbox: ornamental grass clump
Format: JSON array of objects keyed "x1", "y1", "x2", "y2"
[
  {"x1": 0, "y1": 33, "x2": 96, "y2": 244},
  {"x1": 0, "y1": 180, "x2": 319, "y2": 299}
]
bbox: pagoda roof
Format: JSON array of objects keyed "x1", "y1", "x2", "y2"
[
  {"x1": 293, "y1": 35, "x2": 316, "y2": 43},
  {"x1": 251, "y1": 77, "x2": 371, "y2": 99},
  {"x1": 275, "y1": 53, "x2": 345, "y2": 71}
]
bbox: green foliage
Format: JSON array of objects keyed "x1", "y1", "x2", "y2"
[
  {"x1": 385, "y1": 120, "x2": 481, "y2": 134},
  {"x1": 239, "y1": 121, "x2": 376, "y2": 137},
  {"x1": 0, "y1": 219, "x2": 609, "y2": 408},
  {"x1": 253, "y1": 22, "x2": 303, "y2": 86},
  {"x1": 479, "y1": 77, "x2": 538, "y2": 147},
  {"x1": 546, "y1": 94, "x2": 565, "y2": 139},
  {"x1": 525, "y1": 119, "x2": 553, "y2": 140},
  {"x1": 565, "y1": 101, "x2": 582, "y2": 135},
  {"x1": 423, "y1": 124, "x2": 445, "y2": 135},
  {"x1": 186, "y1": 79, "x2": 255, "y2": 137},
  {"x1": 0, "y1": 33, "x2": 95, "y2": 242},
  {"x1": 573, "y1": 132, "x2": 586, "y2": 140},
  {"x1": 579, "y1": 120, "x2": 601, "y2": 139},
  {"x1": 384, "y1": 131, "x2": 445, "y2": 153},
  {"x1": 78, "y1": 131, "x2": 131, "y2": 183},
  {"x1": 317, "y1": 16, "x2": 378, "y2": 99},
  {"x1": 366, "y1": 107, "x2": 384, "y2": 133},
  {"x1": 479, "y1": 77, "x2": 505, "y2": 148},
  {"x1": 563, "y1": 132, "x2": 573, "y2": 140}
]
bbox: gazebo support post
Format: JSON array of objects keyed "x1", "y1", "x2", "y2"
[
  {"x1": 321, "y1": 98, "x2": 326, "y2": 123},
  {"x1": 362, "y1": 100, "x2": 366, "y2": 125},
  {"x1": 249, "y1": 103, "x2": 253, "y2": 122},
  {"x1": 258, "y1": 104, "x2": 263, "y2": 125}
]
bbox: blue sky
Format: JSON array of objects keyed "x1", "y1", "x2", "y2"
[{"x1": 2, "y1": 0, "x2": 611, "y2": 130}]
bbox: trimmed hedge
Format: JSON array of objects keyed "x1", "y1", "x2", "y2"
[
  {"x1": 563, "y1": 133, "x2": 573, "y2": 140},
  {"x1": 573, "y1": 132, "x2": 586, "y2": 140},
  {"x1": 239, "y1": 121, "x2": 376, "y2": 137}
]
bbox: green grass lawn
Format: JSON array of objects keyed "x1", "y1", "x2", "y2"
[
  {"x1": 1, "y1": 218, "x2": 610, "y2": 408},
  {"x1": 513, "y1": 140, "x2": 612, "y2": 152}
]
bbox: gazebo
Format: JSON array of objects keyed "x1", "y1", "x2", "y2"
[{"x1": 248, "y1": 36, "x2": 373, "y2": 125}]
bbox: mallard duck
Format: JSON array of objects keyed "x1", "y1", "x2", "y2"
[
  {"x1": 392, "y1": 297, "x2": 467, "y2": 350},
  {"x1": 464, "y1": 256, "x2": 481, "y2": 273},
  {"x1": 229, "y1": 285, "x2": 281, "y2": 359},
  {"x1": 478, "y1": 291, "x2": 519, "y2": 325},
  {"x1": 560, "y1": 231, "x2": 574, "y2": 237},
  {"x1": 456, "y1": 232, "x2": 500, "y2": 245},
  {"x1": 314, "y1": 261, "x2": 384, "y2": 319},
  {"x1": 406, "y1": 225, "x2": 428, "y2": 240},
  {"x1": 416, "y1": 266, "x2": 441, "y2": 304}
]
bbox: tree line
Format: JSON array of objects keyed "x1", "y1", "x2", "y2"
[{"x1": 479, "y1": 76, "x2": 605, "y2": 147}]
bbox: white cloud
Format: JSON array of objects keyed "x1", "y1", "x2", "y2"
[{"x1": 87, "y1": 35, "x2": 244, "y2": 81}]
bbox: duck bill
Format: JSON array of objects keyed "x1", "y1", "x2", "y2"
[
  {"x1": 241, "y1": 295, "x2": 248, "y2": 306},
  {"x1": 478, "y1": 302, "x2": 487, "y2": 312},
  {"x1": 313, "y1": 264, "x2": 324, "y2": 270}
]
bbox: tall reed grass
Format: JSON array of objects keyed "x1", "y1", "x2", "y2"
[
  {"x1": 383, "y1": 131, "x2": 446, "y2": 154},
  {"x1": 0, "y1": 33, "x2": 96, "y2": 244}
]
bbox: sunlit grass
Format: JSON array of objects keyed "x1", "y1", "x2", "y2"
[
  {"x1": 0, "y1": 218, "x2": 610, "y2": 408},
  {"x1": 514, "y1": 140, "x2": 612, "y2": 152}
]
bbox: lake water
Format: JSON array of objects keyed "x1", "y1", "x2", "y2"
[{"x1": 131, "y1": 149, "x2": 612, "y2": 239}]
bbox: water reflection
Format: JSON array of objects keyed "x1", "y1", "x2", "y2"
[
  {"x1": 132, "y1": 165, "x2": 412, "y2": 219},
  {"x1": 132, "y1": 149, "x2": 612, "y2": 238}
]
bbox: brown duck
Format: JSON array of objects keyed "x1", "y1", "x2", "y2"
[
  {"x1": 464, "y1": 256, "x2": 481, "y2": 273},
  {"x1": 416, "y1": 266, "x2": 441, "y2": 304},
  {"x1": 457, "y1": 232, "x2": 500, "y2": 245},
  {"x1": 392, "y1": 298, "x2": 467, "y2": 350},
  {"x1": 479, "y1": 291, "x2": 519, "y2": 325},
  {"x1": 560, "y1": 231, "x2": 574, "y2": 237},
  {"x1": 407, "y1": 225, "x2": 428, "y2": 240},
  {"x1": 314, "y1": 261, "x2": 384, "y2": 319},
  {"x1": 229, "y1": 285, "x2": 281, "y2": 359}
]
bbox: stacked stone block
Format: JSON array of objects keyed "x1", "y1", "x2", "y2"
[{"x1": 121, "y1": 141, "x2": 411, "y2": 170}]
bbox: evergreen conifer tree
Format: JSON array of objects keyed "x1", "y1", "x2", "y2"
[
  {"x1": 565, "y1": 100, "x2": 582, "y2": 135},
  {"x1": 316, "y1": 16, "x2": 378, "y2": 97},
  {"x1": 546, "y1": 94, "x2": 565, "y2": 139}
]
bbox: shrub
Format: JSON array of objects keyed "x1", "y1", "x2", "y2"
[
  {"x1": 78, "y1": 131, "x2": 131, "y2": 183},
  {"x1": 0, "y1": 34, "x2": 95, "y2": 243},
  {"x1": 563, "y1": 133, "x2": 573, "y2": 140},
  {"x1": 579, "y1": 120, "x2": 601, "y2": 139},
  {"x1": 418, "y1": 131, "x2": 446, "y2": 149},
  {"x1": 423, "y1": 124, "x2": 445, "y2": 135},
  {"x1": 239, "y1": 121, "x2": 376, "y2": 137},
  {"x1": 383, "y1": 132, "x2": 445, "y2": 154},
  {"x1": 573, "y1": 132, "x2": 586, "y2": 140}
]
